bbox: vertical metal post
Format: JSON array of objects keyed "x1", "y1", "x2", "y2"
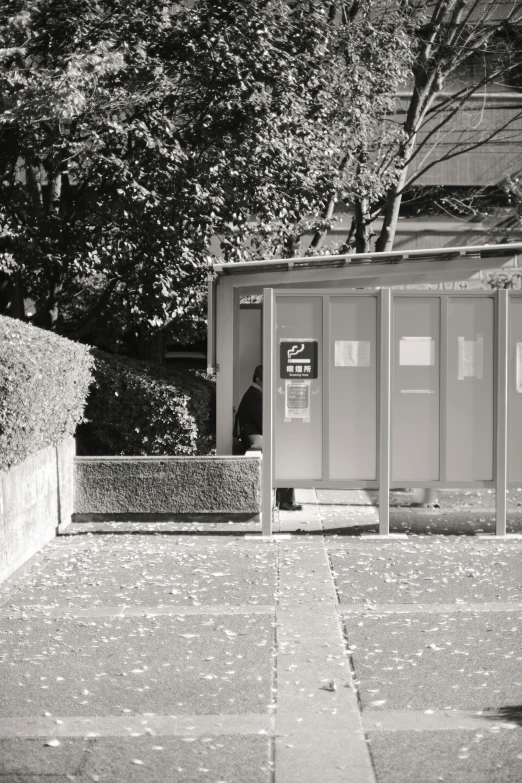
[
  {"x1": 206, "y1": 276, "x2": 216, "y2": 373},
  {"x1": 496, "y1": 288, "x2": 509, "y2": 536},
  {"x1": 322, "y1": 295, "x2": 330, "y2": 482},
  {"x1": 379, "y1": 288, "x2": 391, "y2": 535},
  {"x1": 262, "y1": 288, "x2": 275, "y2": 536},
  {"x1": 232, "y1": 287, "x2": 240, "y2": 410},
  {"x1": 215, "y1": 278, "x2": 234, "y2": 454},
  {"x1": 439, "y1": 295, "x2": 448, "y2": 483}
]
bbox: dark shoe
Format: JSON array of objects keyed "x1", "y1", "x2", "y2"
[{"x1": 280, "y1": 502, "x2": 303, "y2": 511}]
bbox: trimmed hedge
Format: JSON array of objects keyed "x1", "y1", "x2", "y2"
[
  {"x1": 0, "y1": 317, "x2": 215, "y2": 465},
  {"x1": 78, "y1": 350, "x2": 215, "y2": 457},
  {"x1": 0, "y1": 316, "x2": 94, "y2": 471}
]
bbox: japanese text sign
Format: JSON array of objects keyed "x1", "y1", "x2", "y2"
[{"x1": 280, "y1": 339, "x2": 318, "y2": 379}]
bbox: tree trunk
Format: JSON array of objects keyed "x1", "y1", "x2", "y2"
[
  {"x1": 354, "y1": 196, "x2": 374, "y2": 253},
  {"x1": 374, "y1": 164, "x2": 410, "y2": 252},
  {"x1": 309, "y1": 195, "x2": 337, "y2": 251}
]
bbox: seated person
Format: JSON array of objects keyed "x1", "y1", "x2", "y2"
[{"x1": 236, "y1": 365, "x2": 302, "y2": 511}]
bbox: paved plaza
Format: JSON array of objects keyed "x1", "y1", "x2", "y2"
[{"x1": 1, "y1": 490, "x2": 521, "y2": 782}]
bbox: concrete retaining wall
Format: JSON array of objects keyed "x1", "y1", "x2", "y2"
[
  {"x1": 74, "y1": 456, "x2": 261, "y2": 515},
  {"x1": 0, "y1": 438, "x2": 75, "y2": 583}
]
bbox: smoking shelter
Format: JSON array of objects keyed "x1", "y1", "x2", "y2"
[{"x1": 207, "y1": 243, "x2": 522, "y2": 536}]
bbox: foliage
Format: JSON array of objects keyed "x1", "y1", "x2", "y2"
[
  {"x1": 4, "y1": 0, "x2": 517, "y2": 343},
  {"x1": 0, "y1": 314, "x2": 93, "y2": 470},
  {"x1": 0, "y1": 311, "x2": 214, "y2": 466},
  {"x1": 357, "y1": 0, "x2": 522, "y2": 252},
  {"x1": 499, "y1": 176, "x2": 522, "y2": 242},
  {"x1": 0, "y1": 0, "x2": 415, "y2": 347},
  {"x1": 483, "y1": 269, "x2": 522, "y2": 289},
  {"x1": 0, "y1": 0, "x2": 206, "y2": 338},
  {"x1": 78, "y1": 349, "x2": 215, "y2": 456}
]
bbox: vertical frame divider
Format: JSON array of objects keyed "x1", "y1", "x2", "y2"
[
  {"x1": 206, "y1": 276, "x2": 216, "y2": 373},
  {"x1": 232, "y1": 287, "x2": 240, "y2": 413},
  {"x1": 379, "y1": 288, "x2": 391, "y2": 535},
  {"x1": 215, "y1": 278, "x2": 234, "y2": 454},
  {"x1": 262, "y1": 288, "x2": 275, "y2": 537},
  {"x1": 322, "y1": 295, "x2": 330, "y2": 483},
  {"x1": 439, "y1": 295, "x2": 448, "y2": 483},
  {"x1": 496, "y1": 288, "x2": 509, "y2": 536}
]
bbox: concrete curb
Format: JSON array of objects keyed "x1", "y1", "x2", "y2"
[{"x1": 74, "y1": 455, "x2": 261, "y2": 514}]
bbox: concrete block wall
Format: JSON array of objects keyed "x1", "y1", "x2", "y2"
[
  {"x1": 0, "y1": 437, "x2": 75, "y2": 583},
  {"x1": 74, "y1": 456, "x2": 261, "y2": 516}
]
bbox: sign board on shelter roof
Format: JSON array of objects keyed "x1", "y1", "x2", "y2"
[{"x1": 280, "y1": 339, "x2": 318, "y2": 379}]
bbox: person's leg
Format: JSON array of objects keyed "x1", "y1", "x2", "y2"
[{"x1": 277, "y1": 488, "x2": 302, "y2": 511}]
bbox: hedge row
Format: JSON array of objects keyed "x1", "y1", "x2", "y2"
[
  {"x1": 0, "y1": 315, "x2": 93, "y2": 470},
  {"x1": 78, "y1": 350, "x2": 215, "y2": 457},
  {"x1": 0, "y1": 316, "x2": 215, "y2": 469}
]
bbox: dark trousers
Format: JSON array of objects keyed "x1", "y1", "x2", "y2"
[{"x1": 276, "y1": 488, "x2": 295, "y2": 506}]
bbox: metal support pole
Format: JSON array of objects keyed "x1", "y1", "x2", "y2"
[
  {"x1": 379, "y1": 288, "x2": 391, "y2": 535},
  {"x1": 232, "y1": 287, "x2": 240, "y2": 411},
  {"x1": 262, "y1": 288, "x2": 275, "y2": 536},
  {"x1": 496, "y1": 288, "x2": 509, "y2": 536},
  {"x1": 215, "y1": 278, "x2": 234, "y2": 454},
  {"x1": 206, "y1": 276, "x2": 216, "y2": 373}
]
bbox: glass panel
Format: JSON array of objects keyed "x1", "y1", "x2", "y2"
[
  {"x1": 392, "y1": 297, "x2": 440, "y2": 481},
  {"x1": 508, "y1": 297, "x2": 522, "y2": 482},
  {"x1": 274, "y1": 296, "x2": 322, "y2": 481},
  {"x1": 238, "y1": 307, "x2": 262, "y2": 405},
  {"x1": 329, "y1": 296, "x2": 377, "y2": 479},
  {"x1": 446, "y1": 297, "x2": 494, "y2": 481}
]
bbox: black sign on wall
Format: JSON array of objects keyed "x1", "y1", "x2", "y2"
[{"x1": 280, "y1": 339, "x2": 318, "y2": 379}]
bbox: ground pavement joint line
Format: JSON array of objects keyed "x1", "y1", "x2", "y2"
[
  {"x1": 362, "y1": 710, "x2": 522, "y2": 732},
  {"x1": 275, "y1": 540, "x2": 377, "y2": 783},
  {"x1": 0, "y1": 604, "x2": 276, "y2": 619},
  {"x1": 337, "y1": 602, "x2": 522, "y2": 615},
  {"x1": 0, "y1": 714, "x2": 272, "y2": 738}
]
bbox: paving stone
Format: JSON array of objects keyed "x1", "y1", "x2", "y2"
[
  {"x1": 369, "y1": 729, "x2": 522, "y2": 783},
  {"x1": 0, "y1": 615, "x2": 274, "y2": 717},
  {"x1": 0, "y1": 736, "x2": 270, "y2": 783},
  {"x1": 6, "y1": 538, "x2": 277, "y2": 609},
  {"x1": 328, "y1": 540, "x2": 522, "y2": 604},
  {"x1": 0, "y1": 737, "x2": 85, "y2": 778},
  {"x1": 344, "y1": 611, "x2": 522, "y2": 711}
]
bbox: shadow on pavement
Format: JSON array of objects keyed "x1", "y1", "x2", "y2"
[
  {"x1": 72, "y1": 512, "x2": 260, "y2": 523},
  {"x1": 61, "y1": 528, "x2": 260, "y2": 536},
  {"x1": 481, "y1": 706, "x2": 522, "y2": 727}
]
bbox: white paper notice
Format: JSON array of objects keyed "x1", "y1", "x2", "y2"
[
  {"x1": 401, "y1": 389, "x2": 435, "y2": 394},
  {"x1": 335, "y1": 340, "x2": 371, "y2": 367},
  {"x1": 458, "y1": 335, "x2": 484, "y2": 380},
  {"x1": 399, "y1": 337, "x2": 435, "y2": 366},
  {"x1": 284, "y1": 380, "x2": 311, "y2": 422},
  {"x1": 517, "y1": 343, "x2": 522, "y2": 393}
]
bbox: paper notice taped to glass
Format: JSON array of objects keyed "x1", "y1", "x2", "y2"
[
  {"x1": 458, "y1": 335, "x2": 484, "y2": 380},
  {"x1": 399, "y1": 337, "x2": 435, "y2": 366},
  {"x1": 335, "y1": 340, "x2": 370, "y2": 367},
  {"x1": 400, "y1": 389, "x2": 435, "y2": 394},
  {"x1": 284, "y1": 380, "x2": 311, "y2": 422}
]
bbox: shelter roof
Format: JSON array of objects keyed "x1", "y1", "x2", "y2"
[{"x1": 213, "y1": 242, "x2": 522, "y2": 281}]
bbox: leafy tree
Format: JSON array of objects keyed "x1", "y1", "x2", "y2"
[
  {"x1": 345, "y1": 0, "x2": 522, "y2": 252},
  {"x1": 0, "y1": 0, "x2": 415, "y2": 354}
]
